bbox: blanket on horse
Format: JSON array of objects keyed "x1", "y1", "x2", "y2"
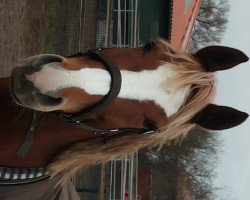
[{"x1": 0, "y1": 172, "x2": 80, "y2": 200}]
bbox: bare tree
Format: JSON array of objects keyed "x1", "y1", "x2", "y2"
[
  {"x1": 189, "y1": 0, "x2": 230, "y2": 51},
  {"x1": 139, "y1": 128, "x2": 223, "y2": 200}
]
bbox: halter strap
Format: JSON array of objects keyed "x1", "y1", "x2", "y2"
[
  {"x1": 59, "y1": 50, "x2": 156, "y2": 140},
  {"x1": 16, "y1": 49, "x2": 156, "y2": 157},
  {"x1": 16, "y1": 49, "x2": 121, "y2": 157},
  {"x1": 59, "y1": 49, "x2": 122, "y2": 122},
  {"x1": 72, "y1": 118, "x2": 156, "y2": 143},
  {"x1": 16, "y1": 110, "x2": 38, "y2": 158}
]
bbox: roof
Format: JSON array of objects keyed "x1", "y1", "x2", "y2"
[{"x1": 169, "y1": 0, "x2": 201, "y2": 49}]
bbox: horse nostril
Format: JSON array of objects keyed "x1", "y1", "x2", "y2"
[
  {"x1": 36, "y1": 92, "x2": 63, "y2": 106},
  {"x1": 24, "y1": 81, "x2": 63, "y2": 106}
]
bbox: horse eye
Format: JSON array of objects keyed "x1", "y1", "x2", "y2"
[{"x1": 142, "y1": 41, "x2": 155, "y2": 53}]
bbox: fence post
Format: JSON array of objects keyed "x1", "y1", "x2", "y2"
[{"x1": 98, "y1": 163, "x2": 105, "y2": 200}]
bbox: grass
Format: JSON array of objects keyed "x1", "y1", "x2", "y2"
[{"x1": 43, "y1": 0, "x2": 59, "y2": 53}]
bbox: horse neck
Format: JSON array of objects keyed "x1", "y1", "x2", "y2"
[{"x1": 0, "y1": 77, "x2": 21, "y2": 122}]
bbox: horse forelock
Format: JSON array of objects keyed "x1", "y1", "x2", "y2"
[{"x1": 47, "y1": 40, "x2": 216, "y2": 184}]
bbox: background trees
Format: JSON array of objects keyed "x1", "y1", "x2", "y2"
[
  {"x1": 140, "y1": 128, "x2": 223, "y2": 200},
  {"x1": 138, "y1": 1, "x2": 231, "y2": 199},
  {"x1": 189, "y1": 0, "x2": 230, "y2": 51}
]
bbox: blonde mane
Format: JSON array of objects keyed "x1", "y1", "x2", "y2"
[{"x1": 47, "y1": 40, "x2": 216, "y2": 183}]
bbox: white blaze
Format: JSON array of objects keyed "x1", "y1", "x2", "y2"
[{"x1": 26, "y1": 62, "x2": 190, "y2": 117}]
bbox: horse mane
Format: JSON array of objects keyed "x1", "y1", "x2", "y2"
[{"x1": 47, "y1": 39, "x2": 216, "y2": 183}]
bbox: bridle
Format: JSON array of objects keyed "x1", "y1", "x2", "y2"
[{"x1": 17, "y1": 46, "x2": 157, "y2": 158}]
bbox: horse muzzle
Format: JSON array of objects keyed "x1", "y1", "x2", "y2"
[{"x1": 11, "y1": 55, "x2": 65, "y2": 110}]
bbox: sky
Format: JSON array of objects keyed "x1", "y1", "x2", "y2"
[{"x1": 213, "y1": 0, "x2": 250, "y2": 199}]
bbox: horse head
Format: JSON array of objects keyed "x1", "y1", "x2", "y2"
[
  {"x1": 10, "y1": 40, "x2": 249, "y2": 179},
  {"x1": 11, "y1": 40, "x2": 248, "y2": 131}
]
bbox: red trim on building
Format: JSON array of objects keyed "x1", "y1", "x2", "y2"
[{"x1": 170, "y1": 0, "x2": 201, "y2": 49}]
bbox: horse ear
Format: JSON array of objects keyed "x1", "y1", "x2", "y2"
[
  {"x1": 193, "y1": 46, "x2": 249, "y2": 72},
  {"x1": 191, "y1": 104, "x2": 248, "y2": 130}
]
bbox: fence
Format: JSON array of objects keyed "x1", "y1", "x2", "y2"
[{"x1": 47, "y1": 1, "x2": 141, "y2": 199}]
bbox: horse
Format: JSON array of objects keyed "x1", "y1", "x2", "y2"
[{"x1": 1, "y1": 40, "x2": 248, "y2": 196}]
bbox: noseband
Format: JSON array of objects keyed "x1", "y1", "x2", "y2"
[
  {"x1": 59, "y1": 49, "x2": 122, "y2": 122},
  {"x1": 17, "y1": 47, "x2": 156, "y2": 158}
]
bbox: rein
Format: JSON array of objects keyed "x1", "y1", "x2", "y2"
[{"x1": 16, "y1": 48, "x2": 156, "y2": 158}]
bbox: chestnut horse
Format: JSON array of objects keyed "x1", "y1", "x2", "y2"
[{"x1": 1, "y1": 40, "x2": 249, "y2": 188}]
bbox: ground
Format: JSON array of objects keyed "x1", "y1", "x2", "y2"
[
  {"x1": 0, "y1": 0, "x2": 46, "y2": 78},
  {"x1": 0, "y1": 1, "x2": 102, "y2": 199}
]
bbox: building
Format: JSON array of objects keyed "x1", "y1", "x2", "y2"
[{"x1": 103, "y1": 0, "x2": 201, "y2": 49}]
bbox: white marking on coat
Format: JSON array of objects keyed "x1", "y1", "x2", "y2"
[{"x1": 26, "y1": 63, "x2": 190, "y2": 117}]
